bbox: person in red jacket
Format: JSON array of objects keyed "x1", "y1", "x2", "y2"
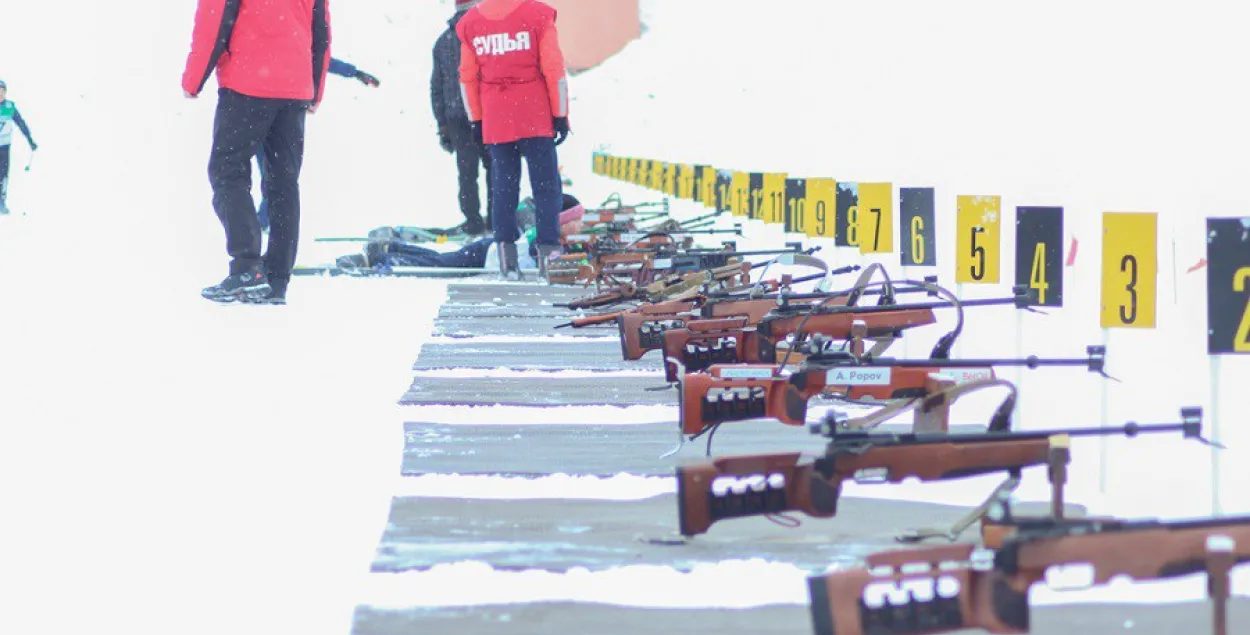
[
  {"x1": 182, "y1": 0, "x2": 332, "y2": 305},
  {"x1": 456, "y1": 0, "x2": 570, "y2": 281}
]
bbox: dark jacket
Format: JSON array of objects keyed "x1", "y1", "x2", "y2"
[{"x1": 431, "y1": 11, "x2": 471, "y2": 130}]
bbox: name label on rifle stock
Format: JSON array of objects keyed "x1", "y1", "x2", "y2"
[
  {"x1": 621, "y1": 233, "x2": 645, "y2": 243},
  {"x1": 583, "y1": 212, "x2": 601, "y2": 222},
  {"x1": 653, "y1": 258, "x2": 673, "y2": 269},
  {"x1": 719, "y1": 367, "x2": 775, "y2": 379},
  {"x1": 826, "y1": 367, "x2": 892, "y2": 385},
  {"x1": 567, "y1": 234, "x2": 591, "y2": 241},
  {"x1": 934, "y1": 368, "x2": 993, "y2": 383}
]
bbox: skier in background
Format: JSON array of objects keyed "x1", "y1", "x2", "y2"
[
  {"x1": 431, "y1": 0, "x2": 492, "y2": 238},
  {"x1": 183, "y1": 0, "x2": 332, "y2": 304},
  {"x1": 0, "y1": 80, "x2": 38, "y2": 215},
  {"x1": 256, "y1": 57, "x2": 380, "y2": 231},
  {"x1": 456, "y1": 0, "x2": 571, "y2": 281}
]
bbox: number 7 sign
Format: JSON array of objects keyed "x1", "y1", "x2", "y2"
[{"x1": 1099, "y1": 212, "x2": 1157, "y2": 329}]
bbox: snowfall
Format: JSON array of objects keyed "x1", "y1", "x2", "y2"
[{"x1": 0, "y1": 0, "x2": 1248, "y2": 634}]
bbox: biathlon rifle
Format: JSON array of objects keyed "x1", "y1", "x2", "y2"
[
  {"x1": 614, "y1": 271, "x2": 935, "y2": 360},
  {"x1": 554, "y1": 269, "x2": 834, "y2": 331},
  {"x1": 808, "y1": 494, "x2": 1244, "y2": 635},
  {"x1": 675, "y1": 407, "x2": 1214, "y2": 538},
  {"x1": 675, "y1": 343, "x2": 1107, "y2": 437},
  {"x1": 557, "y1": 248, "x2": 825, "y2": 311},
  {"x1": 659, "y1": 279, "x2": 1031, "y2": 383}
]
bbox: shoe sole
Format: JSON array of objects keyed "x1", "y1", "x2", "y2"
[{"x1": 202, "y1": 283, "x2": 272, "y2": 303}]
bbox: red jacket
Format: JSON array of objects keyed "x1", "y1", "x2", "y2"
[
  {"x1": 182, "y1": 0, "x2": 333, "y2": 106},
  {"x1": 456, "y1": 0, "x2": 569, "y2": 144}
]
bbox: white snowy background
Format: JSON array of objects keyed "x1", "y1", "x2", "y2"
[{"x1": 1, "y1": 0, "x2": 1248, "y2": 633}]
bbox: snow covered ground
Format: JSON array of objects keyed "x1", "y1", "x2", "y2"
[{"x1": 1, "y1": 0, "x2": 1248, "y2": 633}]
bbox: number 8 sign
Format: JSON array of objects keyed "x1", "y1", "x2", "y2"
[{"x1": 1099, "y1": 212, "x2": 1157, "y2": 329}]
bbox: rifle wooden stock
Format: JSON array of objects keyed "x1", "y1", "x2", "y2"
[
  {"x1": 807, "y1": 563, "x2": 1021, "y2": 635},
  {"x1": 1004, "y1": 518, "x2": 1250, "y2": 585},
  {"x1": 810, "y1": 514, "x2": 1250, "y2": 635},
  {"x1": 659, "y1": 308, "x2": 937, "y2": 381},
  {"x1": 757, "y1": 307, "x2": 938, "y2": 343},
  {"x1": 614, "y1": 297, "x2": 812, "y2": 361},
  {"x1": 676, "y1": 453, "x2": 830, "y2": 536},
  {"x1": 678, "y1": 364, "x2": 997, "y2": 434},
  {"x1": 677, "y1": 439, "x2": 1058, "y2": 536}
]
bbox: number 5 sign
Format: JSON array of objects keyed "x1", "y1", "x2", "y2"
[
  {"x1": 1206, "y1": 217, "x2": 1250, "y2": 354},
  {"x1": 956, "y1": 195, "x2": 1001, "y2": 284},
  {"x1": 1099, "y1": 212, "x2": 1157, "y2": 329}
]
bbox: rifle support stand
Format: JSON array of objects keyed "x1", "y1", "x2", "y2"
[
  {"x1": 849, "y1": 321, "x2": 867, "y2": 357},
  {"x1": 895, "y1": 474, "x2": 1023, "y2": 544},
  {"x1": 1206, "y1": 535, "x2": 1235, "y2": 635},
  {"x1": 913, "y1": 375, "x2": 956, "y2": 433},
  {"x1": 1049, "y1": 435, "x2": 1071, "y2": 519}
]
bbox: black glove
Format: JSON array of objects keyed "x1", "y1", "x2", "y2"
[
  {"x1": 30, "y1": 142, "x2": 38, "y2": 152},
  {"x1": 438, "y1": 126, "x2": 453, "y2": 154},
  {"x1": 553, "y1": 117, "x2": 570, "y2": 146},
  {"x1": 355, "y1": 70, "x2": 381, "y2": 87},
  {"x1": 471, "y1": 121, "x2": 484, "y2": 145}
]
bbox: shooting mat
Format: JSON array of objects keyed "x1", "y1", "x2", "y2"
[
  {"x1": 413, "y1": 341, "x2": 655, "y2": 372},
  {"x1": 400, "y1": 376, "x2": 674, "y2": 406}
]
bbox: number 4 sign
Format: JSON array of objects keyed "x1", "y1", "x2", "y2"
[
  {"x1": 1015, "y1": 207, "x2": 1064, "y2": 306},
  {"x1": 1099, "y1": 212, "x2": 1157, "y2": 329},
  {"x1": 1206, "y1": 217, "x2": 1250, "y2": 354}
]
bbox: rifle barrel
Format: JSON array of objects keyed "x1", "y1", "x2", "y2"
[
  {"x1": 786, "y1": 296, "x2": 1018, "y2": 316},
  {"x1": 829, "y1": 420, "x2": 1201, "y2": 447},
  {"x1": 810, "y1": 356, "x2": 1093, "y2": 369}
]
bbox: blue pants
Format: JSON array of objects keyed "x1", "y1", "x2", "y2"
[
  {"x1": 488, "y1": 136, "x2": 561, "y2": 247},
  {"x1": 255, "y1": 150, "x2": 271, "y2": 230},
  {"x1": 383, "y1": 237, "x2": 493, "y2": 268}
]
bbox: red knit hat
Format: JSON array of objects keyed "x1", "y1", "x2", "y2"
[{"x1": 558, "y1": 204, "x2": 585, "y2": 226}]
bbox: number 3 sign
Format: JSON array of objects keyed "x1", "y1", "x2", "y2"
[{"x1": 1099, "y1": 212, "x2": 1157, "y2": 329}]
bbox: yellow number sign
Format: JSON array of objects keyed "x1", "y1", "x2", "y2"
[
  {"x1": 955, "y1": 195, "x2": 1002, "y2": 284},
  {"x1": 661, "y1": 162, "x2": 675, "y2": 195},
  {"x1": 857, "y1": 182, "x2": 894, "y2": 253},
  {"x1": 700, "y1": 166, "x2": 717, "y2": 208},
  {"x1": 679, "y1": 164, "x2": 696, "y2": 199},
  {"x1": 730, "y1": 172, "x2": 750, "y2": 217},
  {"x1": 1100, "y1": 212, "x2": 1157, "y2": 329}
]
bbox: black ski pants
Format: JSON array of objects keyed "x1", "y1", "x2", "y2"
[
  {"x1": 207, "y1": 88, "x2": 307, "y2": 282},
  {"x1": 447, "y1": 121, "x2": 491, "y2": 229}
]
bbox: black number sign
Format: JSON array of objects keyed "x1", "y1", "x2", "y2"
[
  {"x1": 784, "y1": 178, "x2": 807, "y2": 234},
  {"x1": 835, "y1": 182, "x2": 859, "y2": 247},
  {"x1": 1014, "y1": 206, "x2": 1064, "y2": 307},
  {"x1": 692, "y1": 165, "x2": 707, "y2": 204},
  {"x1": 900, "y1": 187, "x2": 936, "y2": 266},
  {"x1": 748, "y1": 173, "x2": 764, "y2": 220},
  {"x1": 1206, "y1": 217, "x2": 1250, "y2": 355},
  {"x1": 715, "y1": 170, "x2": 732, "y2": 214}
]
